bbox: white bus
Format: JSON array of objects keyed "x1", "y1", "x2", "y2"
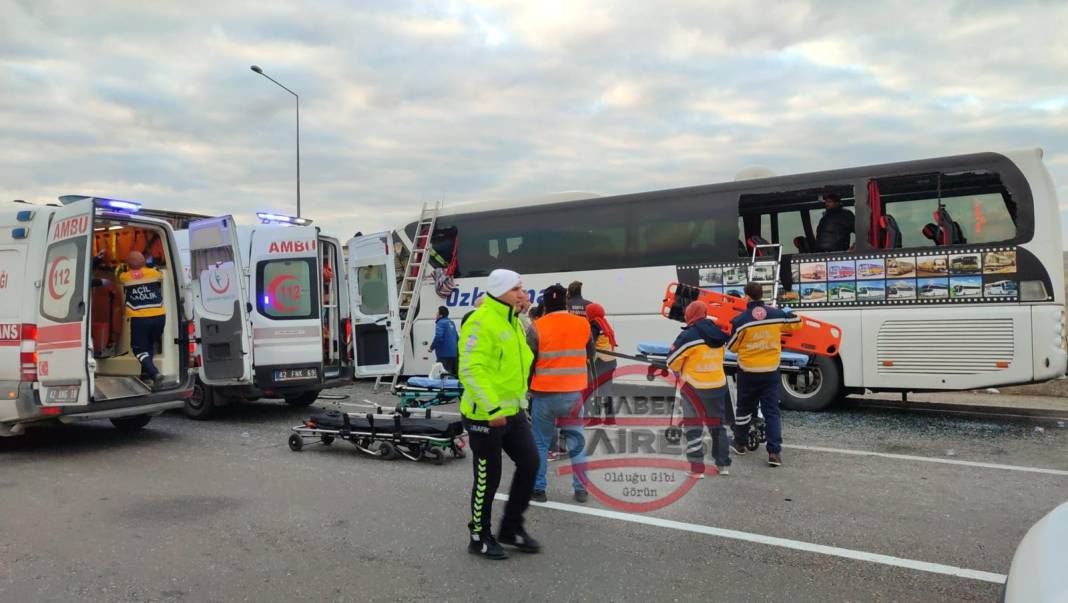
[{"x1": 354, "y1": 149, "x2": 1065, "y2": 411}]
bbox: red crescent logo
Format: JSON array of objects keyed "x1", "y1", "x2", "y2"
[
  {"x1": 267, "y1": 274, "x2": 299, "y2": 312},
  {"x1": 208, "y1": 269, "x2": 230, "y2": 294},
  {"x1": 47, "y1": 256, "x2": 69, "y2": 301}
]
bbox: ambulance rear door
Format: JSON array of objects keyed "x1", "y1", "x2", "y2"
[
  {"x1": 346, "y1": 232, "x2": 401, "y2": 377},
  {"x1": 249, "y1": 226, "x2": 322, "y2": 385},
  {"x1": 188, "y1": 216, "x2": 252, "y2": 385},
  {"x1": 36, "y1": 202, "x2": 94, "y2": 406}
]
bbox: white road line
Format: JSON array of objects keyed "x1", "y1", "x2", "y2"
[
  {"x1": 498, "y1": 494, "x2": 1006, "y2": 584},
  {"x1": 784, "y1": 444, "x2": 1068, "y2": 476}
]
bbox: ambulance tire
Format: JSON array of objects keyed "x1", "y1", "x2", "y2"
[
  {"x1": 780, "y1": 355, "x2": 842, "y2": 412},
  {"x1": 183, "y1": 380, "x2": 217, "y2": 420},
  {"x1": 285, "y1": 390, "x2": 320, "y2": 407},
  {"x1": 110, "y1": 414, "x2": 152, "y2": 431}
]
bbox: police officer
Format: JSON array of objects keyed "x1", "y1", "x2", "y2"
[
  {"x1": 119, "y1": 251, "x2": 167, "y2": 389},
  {"x1": 459, "y1": 268, "x2": 540, "y2": 560},
  {"x1": 728, "y1": 283, "x2": 801, "y2": 467}
]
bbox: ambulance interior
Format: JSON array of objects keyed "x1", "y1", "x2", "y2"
[{"x1": 89, "y1": 218, "x2": 182, "y2": 399}]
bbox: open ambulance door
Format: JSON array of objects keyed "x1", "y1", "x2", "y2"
[
  {"x1": 346, "y1": 232, "x2": 402, "y2": 377},
  {"x1": 188, "y1": 216, "x2": 252, "y2": 385},
  {"x1": 37, "y1": 202, "x2": 94, "y2": 406}
]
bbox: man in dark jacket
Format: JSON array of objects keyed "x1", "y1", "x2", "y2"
[
  {"x1": 429, "y1": 306, "x2": 459, "y2": 375},
  {"x1": 815, "y1": 192, "x2": 855, "y2": 252},
  {"x1": 566, "y1": 281, "x2": 591, "y2": 317}
]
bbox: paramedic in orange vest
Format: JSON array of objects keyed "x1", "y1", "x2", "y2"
[
  {"x1": 728, "y1": 282, "x2": 801, "y2": 467},
  {"x1": 527, "y1": 284, "x2": 595, "y2": 503},
  {"x1": 119, "y1": 251, "x2": 167, "y2": 389},
  {"x1": 667, "y1": 300, "x2": 731, "y2": 477}
]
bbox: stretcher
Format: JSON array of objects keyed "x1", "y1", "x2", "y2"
[
  {"x1": 661, "y1": 282, "x2": 841, "y2": 357},
  {"x1": 288, "y1": 407, "x2": 466, "y2": 464},
  {"x1": 393, "y1": 376, "x2": 463, "y2": 410}
]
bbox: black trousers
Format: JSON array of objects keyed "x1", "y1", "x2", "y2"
[
  {"x1": 439, "y1": 356, "x2": 458, "y2": 376},
  {"x1": 464, "y1": 412, "x2": 538, "y2": 537},
  {"x1": 130, "y1": 315, "x2": 165, "y2": 378}
]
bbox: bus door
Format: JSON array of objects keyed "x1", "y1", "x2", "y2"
[
  {"x1": 37, "y1": 202, "x2": 94, "y2": 406},
  {"x1": 346, "y1": 232, "x2": 401, "y2": 377},
  {"x1": 188, "y1": 216, "x2": 253, "y2": 385}
]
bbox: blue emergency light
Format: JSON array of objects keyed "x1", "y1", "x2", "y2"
[
  {"x1": 16, "y1": 210, "x2": 34, "y2": 221},
  {"x1": 58, "y1": 195, "x2": 141, "y2": 212},
  {"x1": 257, "y1": 212, "x2": 312, "y2": 226},
  {"x1": 11, "y1": 227, "x2": 29, "y2": 239}
]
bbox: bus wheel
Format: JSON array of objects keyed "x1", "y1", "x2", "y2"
[
  {"x1": 183, "y1": 380, "x2": 216, "y2": 420},
  {"x1": 780, "y1": 355, "x2": 841, "y2": 412},
  {"x1": 110, "y1": 415, "x2": 152, "y2": 431},
  {"x1": 285, "y1": 390, "x2": 320, "y2": 407}
]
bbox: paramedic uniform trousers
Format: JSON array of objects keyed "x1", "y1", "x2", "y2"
[
  {"x1": 733, "y1": 371, "x2": 782, "y2": 454},
  {"x1": 130, "y1": 315, "x2": 166, "y2": 379},
  {"x1": 464, "y1": 412, "x2": 538, "y2": 537},
  {"x1": 680, "y1": 384, "x2": 730, "y2": 467}
]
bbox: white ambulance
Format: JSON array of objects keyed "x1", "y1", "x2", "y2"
[
  {"x1": 0, "y1": 196, "x2": 196, "y2": 436},
  {"x1": 177, "y1": 213, "x2": 353, "y2": 418}
]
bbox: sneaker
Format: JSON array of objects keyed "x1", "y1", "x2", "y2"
[
  {"x1": 688, "y1": 462, "x2": 706, "y2": 479},
  {"x1": 573, "y1": 490, "x2": 589, "y2": 503},
  {"x1": 468, "y1": 534, "x2": 509, "y2": 560},
  {"x1": 768, "y1": 453, "x2": 783, "y2": 467},
  {"x1": 151, "y1": 374, "x2": 166, "y2": 391},
  {"x1": 531, "y1": 490, "x2": 547, "y2": 503},
  {"x1": 730, "y1": 441, "x2": 748, "y2": 456},
  {"x1": 716, "y1": 465, "x2": 730, "y2": 476},
  {"x1": 498, "y1": 528, "x2": 541, "y2": 553}
]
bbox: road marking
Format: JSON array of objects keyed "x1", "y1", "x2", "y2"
[
  {"x1": 785, "y1": 444, "x2": 1068, "y2": 476},
  {"x1": 498, "y1": 494, "x2": 1007, "y2": 584}
]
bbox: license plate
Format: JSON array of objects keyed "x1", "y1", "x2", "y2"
[
  {"x1": 45, "y1": 385, "x2": 80, "y2": 403},
  {"x1": 274, "y1": 368, "x2": 318, "y2": 382}
]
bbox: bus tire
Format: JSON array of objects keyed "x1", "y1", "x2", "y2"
[
  {"x1": 110, "y1": 414, "x2": 152, "y2": 431},
  {"x1": 285, "y1": 390, "x2": 320, "y2": 407},
  {"x1": 780, "y1": 355, "x2": 842, "y2": 412},
  {"x1": 183, "y1": 380, "x2": 216, "y2": 420}
]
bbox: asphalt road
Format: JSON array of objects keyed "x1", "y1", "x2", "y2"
[{"x1": 1, "y1": 382, "x2": 1066, "y2": 602}]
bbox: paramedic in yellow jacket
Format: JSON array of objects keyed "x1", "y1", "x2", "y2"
[
  {"x1": 727, "y1": 282, "x2": 801, "y2": 467},
  {"x1": 119, "y1": 251, "x2": 167, "y2": 389},
  {"x1": 668, "y1": 300, "x2": 732, "y2": 477}
]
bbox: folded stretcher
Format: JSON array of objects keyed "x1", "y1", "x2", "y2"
[
  {"x1": 394, "y1": 376, "x2": 463, "y2": 410},
  {"x1": 288, "y1": 407, "x2": 466, "y2": 464}
]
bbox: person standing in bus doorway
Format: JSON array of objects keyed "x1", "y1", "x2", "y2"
[
  {"x1": 566, "y1": 280, "x2": 591, "y2": 317},
  {"x1": 459, "y1": 269, "x2": 539, "y2": 560},
  {"x1": 668, "y1": 301, "x2": 731, "y2": 477},
  {"x1": 527, "y1": 285, "x2": 595, "y2": 504},
  {"x1": 429, "y1": 306, "x2": 459, "y2": 376},
  {"x1": 815, "y1": 192, "x2": 855, "y2": 252},
  {"x1": 585, "y1": 303, "x2": 618, "y2": 426},
  {"x1": 119, "y1": 251, "x2": 167, "y2": 390},
  {"x1": 728, "y1": 283, "x2": 801, "y2": 467}
]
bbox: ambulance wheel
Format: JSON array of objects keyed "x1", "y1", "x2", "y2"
[
  {"x1": 183, "y1": 380, "x2": 216, "y2": 420},
  {"x1": 378, "y1": 441, "x2": 396, "y2": 459},
  {"x1": 451, "y1": 442, "x2": 466, "y2": 459},
  {"x1": 746, "y1": 430, "x2": 760, "y2": 451},
  {"x1": 405, "y1": 443, "x2": 425, "y2": 460},
  {"x1": 780, "y1": 355, "x2": 842, "y2": 412},
  {"x1": 110, "y1": 414, "x2": 152, "y2": 431},
  {"x1": 321, "y1": 435, "x2": 334, "y2": 445},
  {"x1": 285, "y1": 390, "x2": 320, "y2": 407},
  {"x1": 426, "y1": 447, "x2": 445, "y2": 465},
  {"x1": 288, "y1": 434, "x2": 303, "y2": 451},
  {"x1": 664, "y1": 425, "x2": 683, "y2": 445}
]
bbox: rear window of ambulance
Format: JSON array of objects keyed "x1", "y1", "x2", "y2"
[{"x1": 256, "y1": 259, "x2": 318, "y2": 320}]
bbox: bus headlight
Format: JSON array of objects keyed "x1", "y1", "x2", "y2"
[{"x1": 1019, "y1": 280, "x2": 1049, "y2": 302}]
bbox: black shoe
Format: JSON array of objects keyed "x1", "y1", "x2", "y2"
[
  {"x1": 531, "y1": 490, "x2": 547, "y2": 503},
  {"x1": 768, "y1": 453, "x2": 783, "y2": 467},
  {"x1": 573, "y1": 490, "x2": 589, "y2": 503},
  {"x1": 730, "y1": 441, "x2": 748, "y2": 455},
  {"x1": 151, "y1": 374, "x2": 166, "y2": 391},
  {"x1": 468, "y1": 534, "x2": 509, "y2": 560},
  {"x1": 498, "y1": 528, "x2": 541, "y2": 553}
]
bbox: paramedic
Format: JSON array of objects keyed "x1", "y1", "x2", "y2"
[
  {"x1": 429, "y1": 306, "x2": 459, "y2": 375},
  {"x1": 728, "y1": 283, "x2": 801, "y2": 467},
  {"x1": 668, "y1": 301, "x2": 731, "y2": 477},
  {"x1": 527, "y1": 284, "x2": 595, "y2": 504},
  {"x1": 566, "y1": 280, "x2": 591, "y2": 317},
  {"x1": 119, "y1": 251, "x2": 167, "y2": 389},
  {"x1": 815, "y1": 192, "x2": 854, "y2": 252},
  {"x1": 459, "y1": 268, "x2": 540, "y2": 560}
]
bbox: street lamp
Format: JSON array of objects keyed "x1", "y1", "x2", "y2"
[{"x1": 250, "y1": 65, "x2": 301, "y2": 217}]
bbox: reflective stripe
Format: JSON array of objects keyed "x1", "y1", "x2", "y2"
[
  {"x1": 538, "y1": 348, "x2": 586, "y2": 359},
  {"x1": 536, "y1": 367, "x2": 587, "y2": 376}
]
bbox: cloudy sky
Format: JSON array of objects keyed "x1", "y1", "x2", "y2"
[{"x1": 2, "y1": 0, "x2": 1067, "y2": 244}]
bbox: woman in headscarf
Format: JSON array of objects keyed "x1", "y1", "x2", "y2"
[{"x1": 586, "y1": 303, "x2": 618, "y2": 425}]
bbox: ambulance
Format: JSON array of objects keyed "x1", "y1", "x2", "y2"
[
  {"x1": 177, "y1": 213, "x2": 353, "y2": 419},
  {"x1": 0, "y1": 196, "x2": 195, "y2": 436}
]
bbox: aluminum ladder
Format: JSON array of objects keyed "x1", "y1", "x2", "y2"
[
  {"x1": 747, "y1": 242, "x2": 783, "y2": 306},
  {"x1": 374, "y1": 201, "x2": 440, "y2": 392}
]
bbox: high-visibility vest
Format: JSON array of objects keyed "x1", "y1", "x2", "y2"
[{"x1": 530, "y1": 312, "x2": 590, "y2": 392}]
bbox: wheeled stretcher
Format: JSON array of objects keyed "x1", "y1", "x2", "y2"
[
  {"x1": 393, "y1": 376, "x2": 463, "y2": 410},
  {"x1": 288, "y1": 407, "x2": 466, "y2": 464}
]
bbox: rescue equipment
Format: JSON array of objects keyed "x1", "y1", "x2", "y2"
[{"x1": 288, "y1": 407, "x2": 466, "y2": 464}]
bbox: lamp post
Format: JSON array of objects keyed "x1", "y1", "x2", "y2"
[{"x1": 250, "y1": 65, "x2": 301, "y2": 217}]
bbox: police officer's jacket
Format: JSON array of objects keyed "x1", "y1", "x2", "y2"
[
  {"x1": 728, "y1": 302, "x2": 802, "y2": 373},
  {"x1": 458, "y1": 295, "x2": 534, "y2": 421},
  {"x1": 667, "y1": 318, "x2": 729, "y2": 389}
]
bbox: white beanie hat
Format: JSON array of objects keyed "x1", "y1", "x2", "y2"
[{"x1": 486, "y1": 269, "x2": 521, "y2": 298}]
